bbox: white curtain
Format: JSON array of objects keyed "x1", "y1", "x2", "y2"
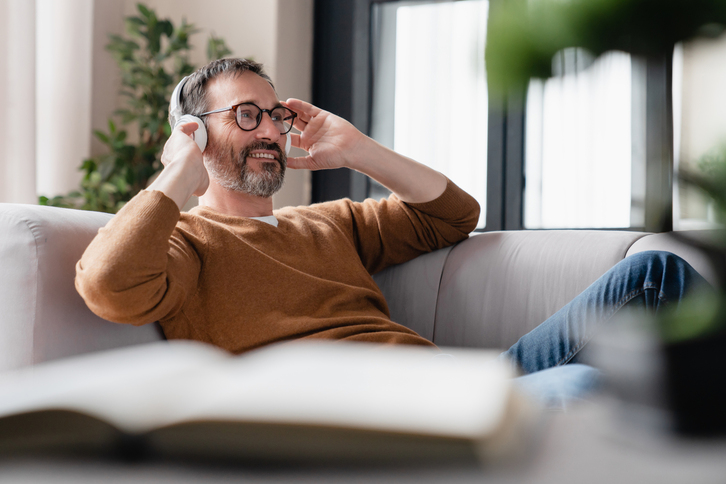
[
  {"x1": 524, "y1": 51, "x2": 632, "y2": 229},
  {"x1": 0, "y1": 0, "x2": 37, "y2": 204},
  {"x1": 0, "y1": 0, "x2": 94, "y2": 204}
]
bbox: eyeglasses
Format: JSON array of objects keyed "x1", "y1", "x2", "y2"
[{"x1": 199, "y1": 102, "x2": 297, "y2": 135}]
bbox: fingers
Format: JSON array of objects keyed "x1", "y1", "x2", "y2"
[
  {"x1": 173, "y1": 122, "x2": 202, "y2": 150},
  {"x1": 289, "y1": 133, "x2": 302, "y2": 149},
  {"x1": 177, "y1": 121, "x2": 199, "y2": 136},
  {"x1": 286, "y1": 155, "x2": 317, "y2": 170},
  {"x1": 291, "y1": 116, "x2": 308, "y2": 133},
  {"x1": 161, "y1": 122, "x2": 202, "y2": 167},
  {"x1": 283, "y1": 98, "x2": 322, "y2": 124}
]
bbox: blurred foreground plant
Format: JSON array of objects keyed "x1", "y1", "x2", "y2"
[
  {"x1": 486, "y1": 0, "x2": 726, "y2": 95},
  {"x1": 658, "y1": 149, "x2": 726, "y2": 345},
  {"x1": 39, "y1": 3, "x2": 231, "y2": 213},
  {"x1": 654, "y1": 149, "x2": 726, "y2": 436},
  {"x1": 487, "y1": 0, "x2": 726, "y2": 341},
  {"x1": 486, "y1": 0, "x2": 726, "y2": 434}
]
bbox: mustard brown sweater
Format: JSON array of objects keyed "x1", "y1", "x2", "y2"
[{"x1": 76, "y1": 179, "x2": 480, "y2": 354}]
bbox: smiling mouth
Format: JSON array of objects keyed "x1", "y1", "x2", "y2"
[{"x1": 248, "y1": 152, "x2": 277, "y2": 160}]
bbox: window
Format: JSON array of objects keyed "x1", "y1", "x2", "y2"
[
  {"x1": 369, "y1": 0, "x2": 489, "y2": 229},
  {"x1": 524, "y1": 50, "x2": 635, "y2": 229},
  {"x1": 312, "y1": 0, "x2": 680, "y2": 234}
]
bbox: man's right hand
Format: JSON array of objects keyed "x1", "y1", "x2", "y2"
[{"x1": 149, "y1": 122, "x2": 210, "y2": 209}]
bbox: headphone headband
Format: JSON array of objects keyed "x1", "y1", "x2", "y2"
[{"x1": 169, "y1": 75, "x2": 191, "y2": 129}]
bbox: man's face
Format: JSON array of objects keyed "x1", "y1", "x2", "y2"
[{"x1": 202, "y1": 71, "x2": 287, "y2": 198}]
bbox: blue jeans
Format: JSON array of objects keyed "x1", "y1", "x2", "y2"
[{"x1": 502, "y1": 250, "x2": 709, "y2": 408}]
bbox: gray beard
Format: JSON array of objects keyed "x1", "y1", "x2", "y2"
[{"x1": 206, "y1": 142, "x2": 286, "y2": 198}]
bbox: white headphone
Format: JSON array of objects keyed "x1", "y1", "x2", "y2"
[{"x1": 169, "y1": 75, "x2": 291, "y2": 155}]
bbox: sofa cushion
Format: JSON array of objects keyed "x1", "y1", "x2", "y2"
[{"x1": 433, "y1": 230, "x2": 648, "y2": 350}]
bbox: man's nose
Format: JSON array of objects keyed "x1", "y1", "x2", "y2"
[{"x1": 255, "y1": 112, "x2": 281, "y2": 142}]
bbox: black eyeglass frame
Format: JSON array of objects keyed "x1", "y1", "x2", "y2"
[{"x1": 199, "y1": 102, "x2": 297, "y2": 135}]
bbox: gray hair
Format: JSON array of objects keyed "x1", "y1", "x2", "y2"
[{"x1": 178, "y1": 58, "x2": 275, "y2": 126}]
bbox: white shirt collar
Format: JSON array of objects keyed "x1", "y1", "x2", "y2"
[{"x1": 250, "y1": 215, "x2": 279, "y2": 227}]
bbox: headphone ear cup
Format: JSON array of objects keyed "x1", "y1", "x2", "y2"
[
  {"x1": 285, "y1": 133, "x2": 291, "y2": 156},
  {"x1": 176, "y1": 115, "x2": 207, "y2": 152}
]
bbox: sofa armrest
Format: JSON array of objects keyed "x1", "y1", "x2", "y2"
[
  {"x1": 626, "y1": 231, "x2": 721, "y2": 288},
  {"x1": 0, "y1": 204, "x2": 164, "y2": 371}
]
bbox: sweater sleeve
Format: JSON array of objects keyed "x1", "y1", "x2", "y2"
[
  {"x1": 322, "y1": 177, "x2": 480, "y2": 274},
  {"x1": 75, "y1": 190, "x2": 203, "y2": 325}
]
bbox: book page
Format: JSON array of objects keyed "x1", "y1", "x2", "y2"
[
  {"x1": 0, "y1": 340, "x2": 229, "y2": 432},
  {"x1": 0, "y1": 341, "x2": 516, "y2": 440},
  {"x1": 160, "y1": 342, "x2": 514, "y2": 439}
]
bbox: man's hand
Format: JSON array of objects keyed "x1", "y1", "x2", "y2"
[
  {"x1": 283, "y1": 98, "x2": 368, "y2": 171},
  {"x1": 283, "y1": 98, "x2": 447, "y2": 204},
  {"x1": 149, "y1": 122, "x2": 210, "y2": 209}
]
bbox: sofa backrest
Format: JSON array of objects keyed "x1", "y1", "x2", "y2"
[
  {"x1": 374, "y1": 230, "x2": 718, "y2": 351},
  {"x1": 1, "y1": 202, "x2": 717, "y2": 369},
  {"x1": 0, "y1": 204, "x2": 163, "y2": 371},
  {"x1": 375, "y1": 230, "x2": 646, "y2": 350},
  {"x1": 435, "y1": 230, "x2": 652, "y2": 349}
]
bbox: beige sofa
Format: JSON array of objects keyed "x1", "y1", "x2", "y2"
[{"x1": 0, "y1": 203, "x2": 716, "y2": 371}]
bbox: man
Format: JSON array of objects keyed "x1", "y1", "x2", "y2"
[
  {"x1": 76, "y1": 58, "x2": 480, "y2": 353},
  {"x1": 77, "y1": 58, "x2": 707, "y2": 406}
]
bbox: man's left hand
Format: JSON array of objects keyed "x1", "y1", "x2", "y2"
[{"x1": 282, "y1": 98, "x2": 369, "y2": 171}]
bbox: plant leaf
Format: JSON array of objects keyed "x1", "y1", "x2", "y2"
[
  {"x1": 137, "y1": 3, "x2": 152, "y2": 19},
  {"x1": 94, "y1": 130, "x2": 110, "y2": 144}
]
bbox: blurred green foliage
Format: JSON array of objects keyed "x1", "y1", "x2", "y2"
[
  {"x1": 39, "y1": 3, "x2": 231, "y2": 213},
  {"x1": 658, "y1": 148, "x2": 726, "y2": 344},
  {"x1": 486, "y1": 0, "x2": 726, "y2": 95},
  {"x1": 684, "y1": 147, "x2": 726, "y2": 227},
  {"x1": 660, "y1": 290, "x2": 723, "y2": 344}
]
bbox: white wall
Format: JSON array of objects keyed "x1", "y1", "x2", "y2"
[{"x1": 91, "y1": 0, "x2": 125, "y2": 158}]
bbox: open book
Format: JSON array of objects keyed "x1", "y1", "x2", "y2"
[{"x1": 0, "y1": 341, "x2": 539, "y2": 465}]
